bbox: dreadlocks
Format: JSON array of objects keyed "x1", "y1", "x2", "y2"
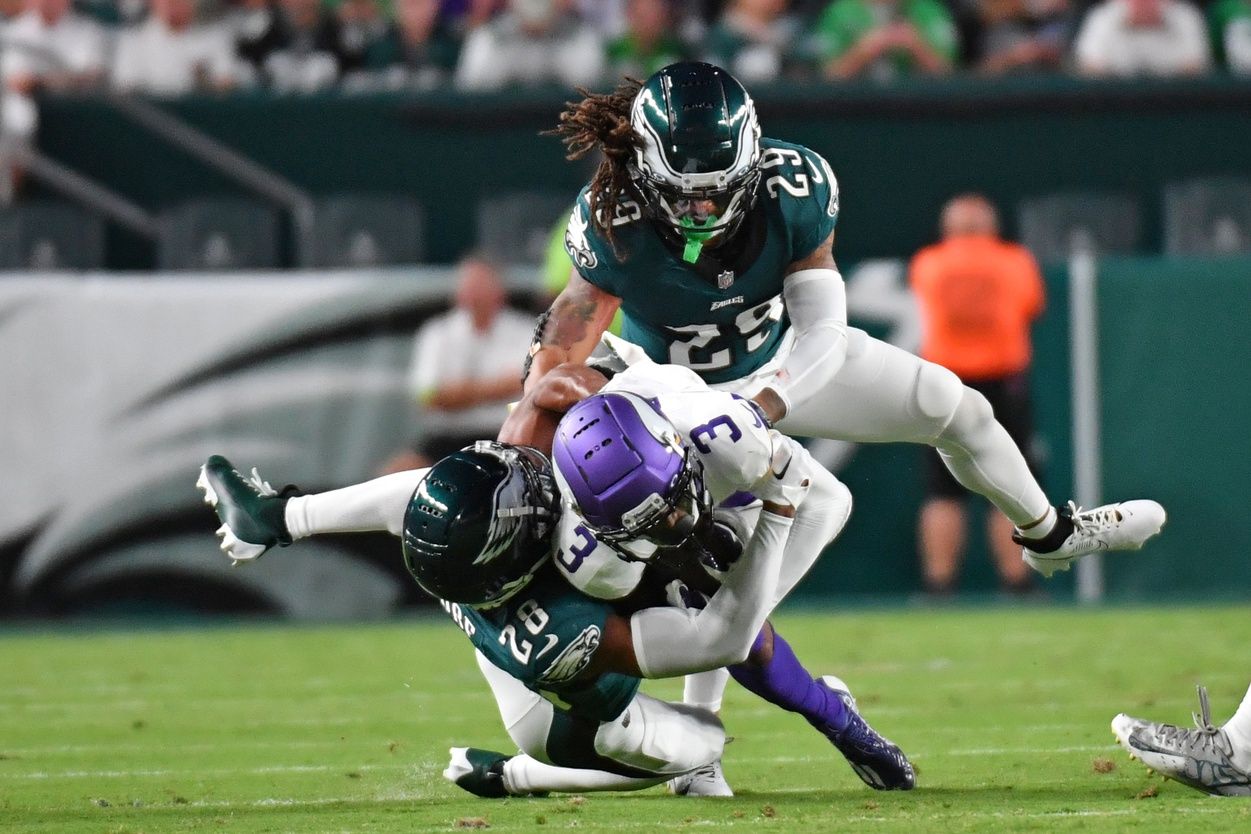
[{"x1": 546, "y1": 78, "x2": 643, "y2": 254}]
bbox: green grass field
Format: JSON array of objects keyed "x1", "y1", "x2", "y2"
[{"x1": 4, "y1": 605, "x2": 1250, "y2": 833}]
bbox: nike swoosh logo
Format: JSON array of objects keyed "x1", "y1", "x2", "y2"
[{"x1": 773, "y1": 457, "x2": 791, "y2": 480}]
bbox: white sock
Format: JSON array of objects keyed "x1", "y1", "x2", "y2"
[
  {"x1": 1014, "y1": 505, "x2": 1058, "y2": 540},
  {"x1": 502, "y1": 754, "x2": 665, "y2": 794},
  {"x1": 285, "y1": 469, "x2": 427, "y2": 540},
  {"x1": 683, "y1": 669, "x2": 730, "y2": 713},
  {"x1": 1223, "y1": 682, "x2": 1251, "y2": 770}
]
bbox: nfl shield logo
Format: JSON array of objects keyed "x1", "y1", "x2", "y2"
[{"x1": 717, "y1": 271, "x2": 735, "y2": 290}]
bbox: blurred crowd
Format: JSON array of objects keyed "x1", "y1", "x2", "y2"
[{"x1": 0, "y1": 0, "x2": 1247, "y2": 106}]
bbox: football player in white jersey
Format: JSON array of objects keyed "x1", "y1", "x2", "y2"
[
  {"x1": 197, "y1": 361, "x2": 914, "y2": 799},
  {"x1": 498, "y1": 358, "x2": 916, "y2": 795}
]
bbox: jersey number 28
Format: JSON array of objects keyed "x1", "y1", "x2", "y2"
[{"x1": 499, "y1": 599, "x2": 558, "y2": 666}]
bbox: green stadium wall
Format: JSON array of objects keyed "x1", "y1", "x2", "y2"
[
  {"x1": 1095, "y1": 256, "x2": 1251, "y2": 600},
  {"x1": 34, "y1": 76, "x2": 1251, "y2": 269}
]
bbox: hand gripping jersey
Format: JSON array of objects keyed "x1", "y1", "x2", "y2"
[
  {"x1": 440, "y1": 565, "x2": 641, "y2": 722},
  {"x1": 551, "y1": 361, "x2": 773, "y2": 602},
  {"x1": 564, "y1": 138, "x2": 839, "y2": 384}
]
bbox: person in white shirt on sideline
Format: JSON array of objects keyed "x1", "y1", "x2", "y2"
[
  {"x1": 1, "y1": 0, "x2": 104, "y2": 143},
  {"x1": 112, "y1": 0, "x2": 241, "y2": 95},
  {"x1": 454, "y1": 0, "x2": 604, "y2": 91},
  {"x1": 379, "y1": 253, "x2": 536, "y2": 474},
  {"x1": 1074, "y1": 0, "x2": 1212, "y2": 77}
]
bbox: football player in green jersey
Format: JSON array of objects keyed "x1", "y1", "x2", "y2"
[
  {"x1": 527, "y1": 61, "x2": 1165, "y2": 578},
  {"x1": 199, "y1": 444, "x2": 794, "y2": 796}
]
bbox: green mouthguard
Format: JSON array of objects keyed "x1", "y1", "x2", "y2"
[{"x1": 680, "y1": 215, "x2": 720, "y2": 263}]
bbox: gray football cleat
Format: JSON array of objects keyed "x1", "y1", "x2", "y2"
[
  {"x1": 196, "y1": 455, "x2": 293, "y2": 564},
  {"x1": 1112, "y1": 685, "x2": 1251, "y2": 796},
  {"x1": 667, "y1": 759, "x2": 734, "y2": 797},
  {"x1": 1020, "y1": 500, "x2": 1166, "y2": 577}
]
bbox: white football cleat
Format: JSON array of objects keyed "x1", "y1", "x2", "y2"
[
  {"x1": 1112, "y1": 685, "x2": 1251, "y2": 796},
  {"x1": 667, "y1": 759, "x2": 733, "y2": 797},
  {"x1": 1021, "y1": 499, "x2": 1166, "y2": 577}
]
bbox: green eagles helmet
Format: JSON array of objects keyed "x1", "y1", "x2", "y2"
[
  {"x1": 402, "y1": 442, "x2": 558, "y2": 608},
  {"x1": 629, "y1": 61, "x2": 763, "y2": 262}
]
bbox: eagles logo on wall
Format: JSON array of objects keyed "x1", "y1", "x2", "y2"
[{"x1": 0, "y1": 271, "x2": 498, "y2": 619}]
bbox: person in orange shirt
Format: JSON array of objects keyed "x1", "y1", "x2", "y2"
[{"x1": 910, "y1": 193, "x2": 1046, "y2": 596}]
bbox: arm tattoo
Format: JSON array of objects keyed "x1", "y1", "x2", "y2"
[
  {"x1": 541, "y1": 289, "x2": 600, "y2": 349},
  {"x1": 521, "y1": 287, "x2": 601, "y2": 383}
]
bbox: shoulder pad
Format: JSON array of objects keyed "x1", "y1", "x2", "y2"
[
  {"x1": 563, "y1": 189, "x2": 645, "y2": 294},
  {"x1": 536, "y1": 625, "x2": 604, "y2": 685},
  {"x1": 659, "y1": 391, "x2": 774, "y2": 502},
  {"x1": 601, "y1": 360, "x2": 709, "y2": 399},
  {"x1": 759, "y1": 140, "x2": 840, "y2": 257}
]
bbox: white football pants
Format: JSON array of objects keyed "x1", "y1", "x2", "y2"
[
  {"x1": 603, "y1": 328, "x2": 1050, "y2": 527},
  {"x1": 474, "y1": 650, "x2": 724, "y2": 794}
]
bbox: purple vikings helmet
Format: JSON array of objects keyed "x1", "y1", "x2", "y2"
[{"x1": 552, "y1": 392, "x2": 711, "y2": 548}]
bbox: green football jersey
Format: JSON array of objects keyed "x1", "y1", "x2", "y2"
[
  {"x1": 440, "y1": 566, "x2": 641, "y2": 722},
  {"x1": 564, "y1": 138, "x2": 839, "y2": 384}
]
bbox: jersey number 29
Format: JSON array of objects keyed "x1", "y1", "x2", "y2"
[{"x1": 667, "y1": 295, "x2": 784, "y2": 372}]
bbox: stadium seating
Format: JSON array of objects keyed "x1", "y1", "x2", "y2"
[
  {"x1": 476, "y1": 191, "x2": 571, "y2": 266},
  {"x1": 1163, "y1": 177, "x2": 1251, "y2": 256},
  {"x1": 157, "y1": 198, "x2": 281, "y2": 271},
  {"x1": 0, "y1": 202, "x2": 105, "y2": 271},
  {"x1": 308, "y1": 194, "x2": 426, "y2": 267},
  {"x1": 1017, "y1": 192, "x2": 1141, "y2": 263}
]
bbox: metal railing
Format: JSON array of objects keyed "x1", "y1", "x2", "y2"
[{"x1": 0, "y1": 38, "x2": 315, "y2": 263}]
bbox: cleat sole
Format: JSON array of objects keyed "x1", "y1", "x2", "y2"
[{"x1": 197, "y1": 465, "x2": 219, "y2": 507}]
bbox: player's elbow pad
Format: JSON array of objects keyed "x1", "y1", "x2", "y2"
[{"x1": 773, "y1": 269, "x2": 848, "y2": 414}]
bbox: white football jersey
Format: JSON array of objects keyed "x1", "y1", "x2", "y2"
[
  {"x1": 602, "y1": 361, "x2": 775, "y2": 503},
  {"x1": 551, "y1": 360, "x2": 775, "y2": 601},
  {"x1": 549, "y1": 506, "x2": 647, "y2": 601}
]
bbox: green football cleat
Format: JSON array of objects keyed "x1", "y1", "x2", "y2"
[
  {"x1": 443, "y1": 747, "x2": 513, "y2": 798},
  {"x1": 196, "y1": 455, "x2": 294, "y2": 565}
]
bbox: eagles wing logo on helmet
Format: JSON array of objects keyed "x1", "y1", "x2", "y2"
[
  {"x1": 564, "y1": 204, "x2": 599, "y2": 270},
  {"x1": 538, "y1": 626, "x2": 602, "y2": 684},
  {"x1": 473, "y1": 511, "x2": 521, "y2": 566}
]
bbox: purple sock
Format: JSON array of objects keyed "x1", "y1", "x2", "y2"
[{"x1": 729, "y1": 629, "x2": 849, "y2": 731}]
